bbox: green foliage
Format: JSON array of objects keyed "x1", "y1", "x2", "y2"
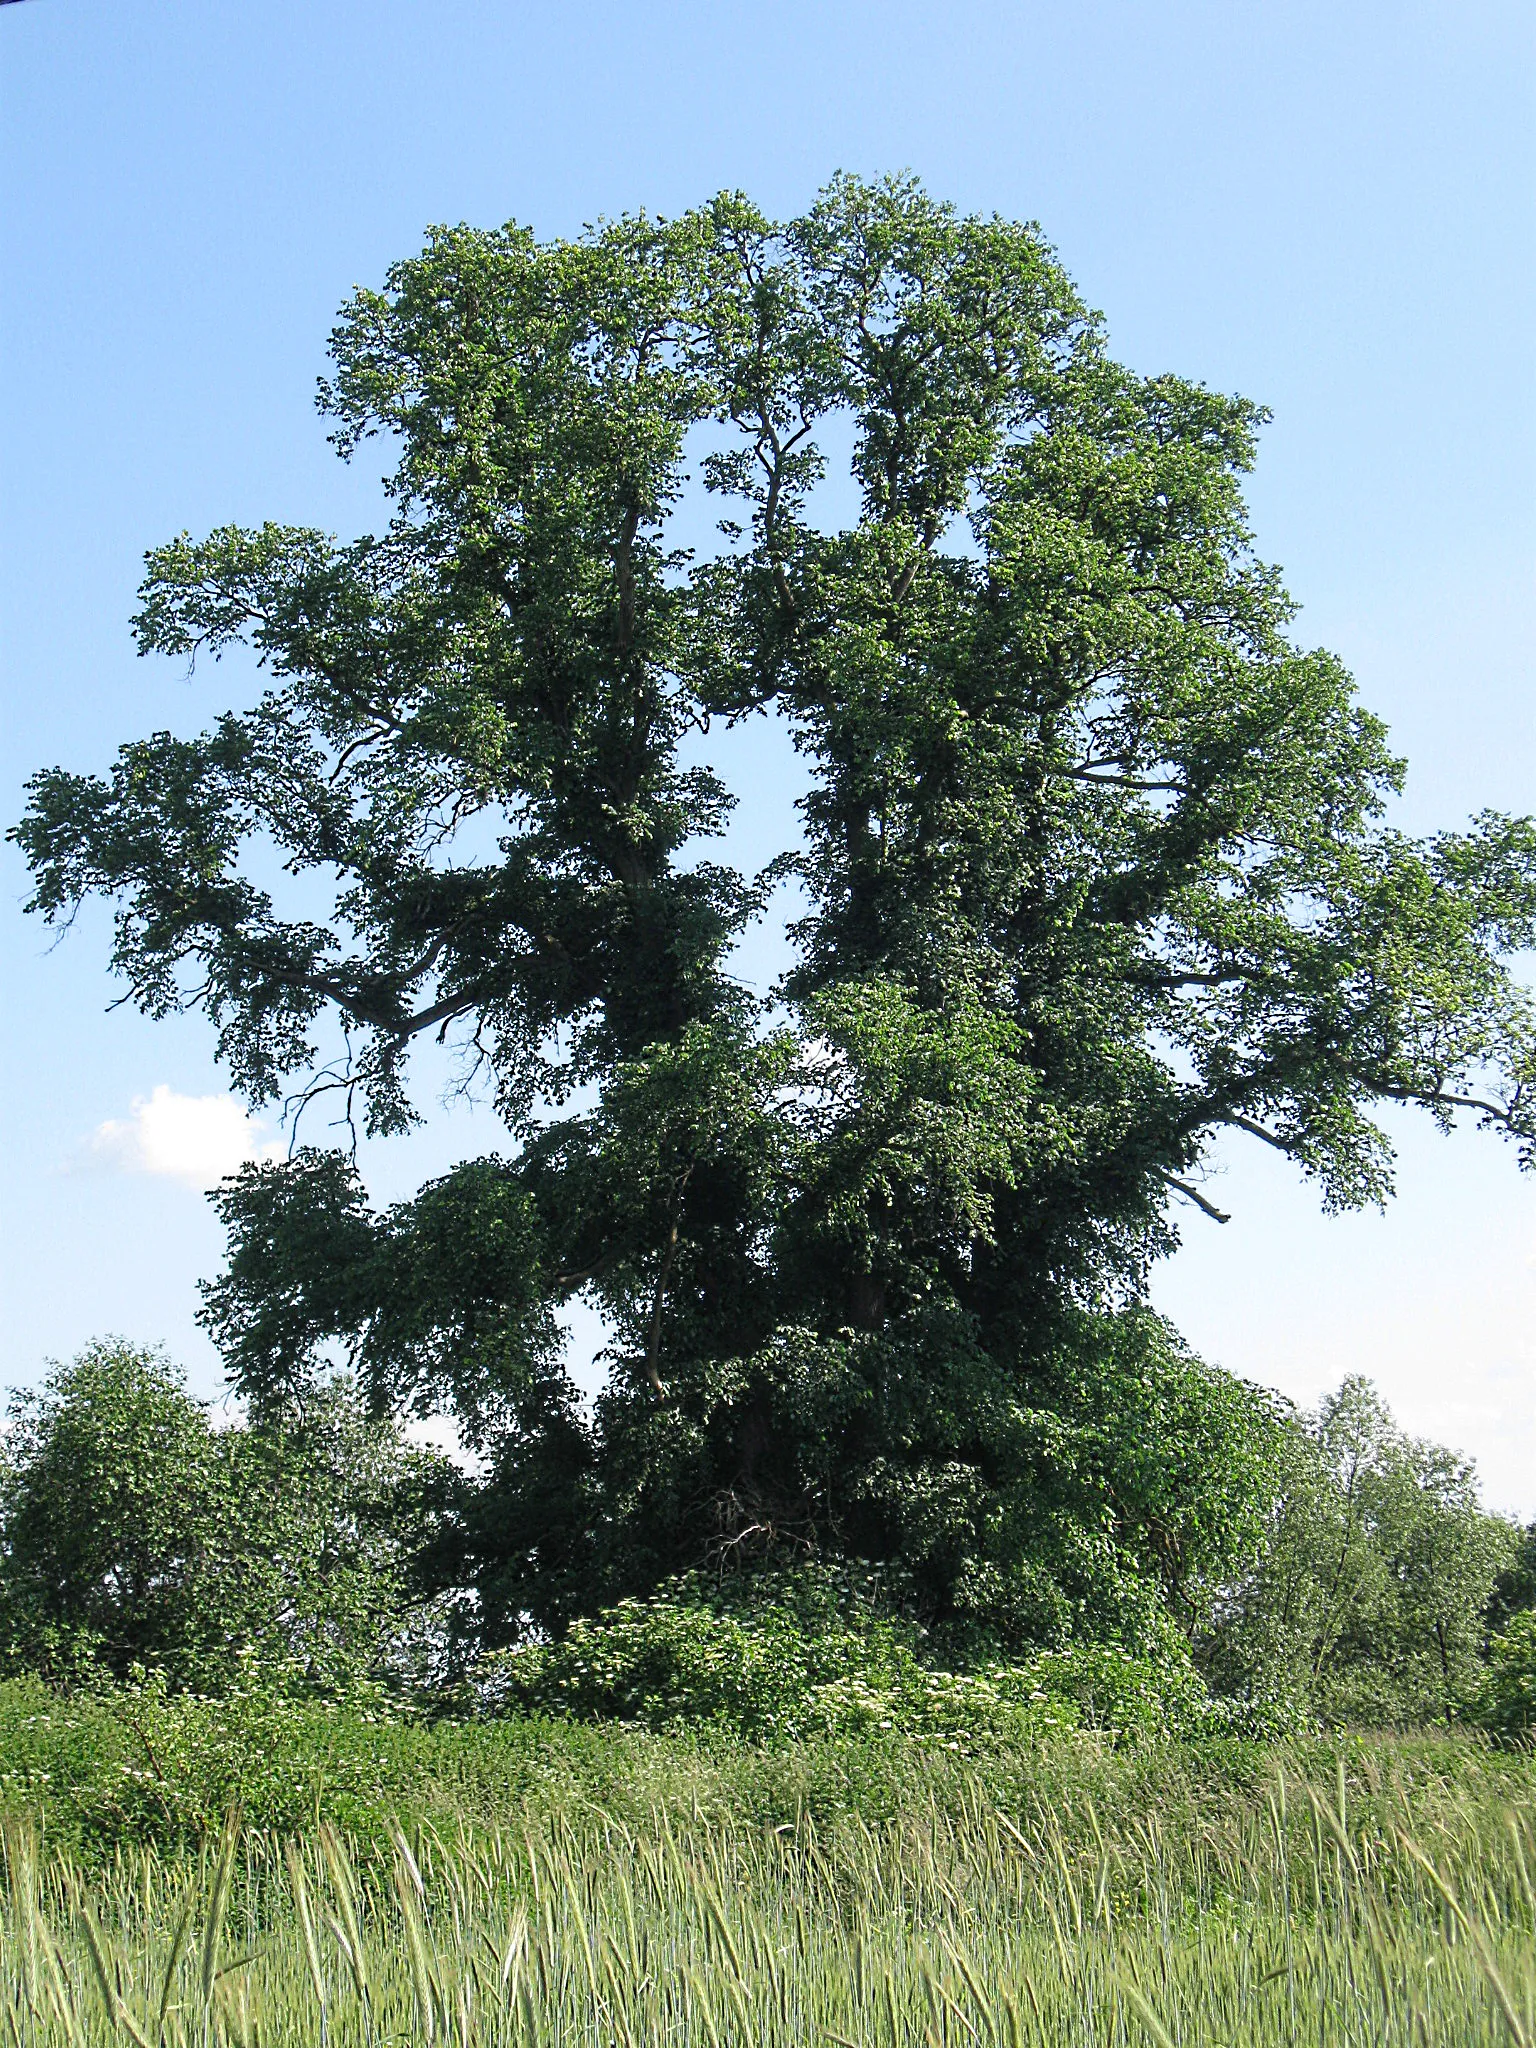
[
  {"x1": 0, "y1": 1343, "x2": 449, "y2": 1695},
  {"x1": 0, "y1": 1342, "x2": 224, "y2": 1686},
  {"x1": 15, "y1": 176, "x2": 1536, "y2": 1652},
  {"x1": 882, "y1": 1305, "x2": 1288, "y2": 1661},
  {"x1": 1204, "y1": 1377, "x2": 1518, "y2": 1724},
  {"x1": 1486, "y1": 1520, "x2": 1536, "y2": 1634},
  {"x1": 0, "y1": 1669, "x2": 953, "y2": 1848},
  {"x1": 0, "y1": 1665, "x2": 1510, "y2": 1862},
  {"x1": 5, "y1": 1688, "x2": 1536, "y2": 2047},
  {"x1": 473, "y1": 1567, "x2": 1283, "y2": 1746},
  {"x1": 1474, "y1": 1611, "x2": 1536, "y2": 1740},
  {"x1": 1015, "y1": 1643, "x2": 1289, "y2": 1743},
  {"x1": 477, "y1": 1590, "x2": 932, "y2": 1741}
]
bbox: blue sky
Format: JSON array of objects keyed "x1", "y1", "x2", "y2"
[{"x1": 3, "y1": 0, "x2": 1533, "y2": 1504}]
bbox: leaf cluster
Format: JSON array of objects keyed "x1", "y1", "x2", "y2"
[
  {"x1": 1203, "y1": 1376, "x2": 1521, "y2": 1724},
  {"x1": 0, "y1": 1343, "x2": 449, "y2": 1696}
]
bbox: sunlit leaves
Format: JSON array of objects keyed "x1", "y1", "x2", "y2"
[{"x1": 15, "y1": 175, "x2": 1536, "y2": 1649}]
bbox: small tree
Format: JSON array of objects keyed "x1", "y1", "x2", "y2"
[
  {"x1": 1204, "y1": 1378, "x2": 1517, "y2": 1722},
  {"x1": 0, "y1": 1342, "x2": 448, "y2": 1692},
  {"x1": 0, "y1": 1343, "x2": 230, "y2": 1683}
]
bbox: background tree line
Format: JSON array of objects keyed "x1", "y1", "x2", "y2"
[{"x1": 3, "y1": 1338, "x2": 1532, "y2": 1732}]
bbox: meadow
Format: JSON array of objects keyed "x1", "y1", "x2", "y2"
[{"x1": 2, "y1": 1684, "x2": 1536, "y2": 2044}]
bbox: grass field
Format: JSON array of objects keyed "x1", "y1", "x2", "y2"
[{"x1": 3, "y1": 1686, "x2": 1536, "y2": 2042}]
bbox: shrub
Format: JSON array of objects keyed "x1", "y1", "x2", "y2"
[
  {"x1": 474, "y1": 1570, "x2": 1279, "y2": 1746},
  {"x1": 1474, "y1": 1610, "x2": 1536, "y2": 1740},
  {"x1": 474, "y1": 1576, "x2": 959, "y2": 1741}
]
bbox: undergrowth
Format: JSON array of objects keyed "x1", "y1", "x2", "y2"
[{"x1": 2, "y1": 1705, "x2": 1536, "y2": 2042}]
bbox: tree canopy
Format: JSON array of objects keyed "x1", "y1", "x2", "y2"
[
  {"x1": 1202, "y1": 1377, "x2": 1518, "y2": 1723},
  {"x1": 0, "y1": 1343, "x2": 446, "y2": 1691},
  {"x1": 15, "y1": 175, "x2": 1536, "y2": 1653}
]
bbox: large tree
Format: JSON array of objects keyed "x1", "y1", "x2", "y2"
[{"x1": 16, "y1": 177, "x2": 1536, "y2": 1654}]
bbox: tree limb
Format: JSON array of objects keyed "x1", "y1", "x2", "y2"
[{"x1": 1158, "y1": 1172, "x2": 1230, "y2": 1223}]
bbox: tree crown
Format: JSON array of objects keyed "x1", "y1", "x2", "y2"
[{"x1": 15, "y1": 176, "x2": 1536, "y2": 1646}]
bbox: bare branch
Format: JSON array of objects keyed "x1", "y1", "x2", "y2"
[
  {"x1": 1361, "y1": 1078, "x2": 1524, "y2": 1127},
  {"x1": 1159, "y1": 1171, "x2": 1230, "y2": 1224},
  {"x1": 1223, "y1": 1113, "x2": 1294, "y2": 1154},
  {"x1": 1066, "y1": 769, "x2": 1187, "y2": 793}
]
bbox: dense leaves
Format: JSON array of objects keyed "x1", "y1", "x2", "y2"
[
  {"x1": 1203, "y1": 1378, "x2": 1520, "y2": 1724},
  {"x1": 477, "y1": 1564, "x2": 1273, "y2": 1744},
  {"x1": 15, "y1": 177, "x2": 1536, "y2": 1649},
  {"x1": 0, "y1": 1343, "x2": 448, "y2": 1692}
]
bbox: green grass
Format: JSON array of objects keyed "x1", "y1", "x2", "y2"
[{"x1": 3, "y1": 1681, "x2": 1536, "y2": 2043}]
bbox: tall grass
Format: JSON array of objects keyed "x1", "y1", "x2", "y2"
[{"x1": 4, "y1": 1744, "x2": 1536, "y2": 2043}]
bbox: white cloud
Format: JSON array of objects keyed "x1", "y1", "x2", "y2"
[{"x1": 88, "y1": 1085, "x2": 285, "y2": 1191}]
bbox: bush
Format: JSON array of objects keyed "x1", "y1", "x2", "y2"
[
  {"x1": 1474, "y1": 1611, "x2": 1536, "y2": 1740},
  {"x1": 474, "y1": 1570, "x2": 1283, "y2": 1746},
  {"x1": 1001, "y1": 1644, "x2": 1293, "y2": 1743},
  {"x1": 474, "y1": 1575, "x2": 1010, "y2": 1742}
]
